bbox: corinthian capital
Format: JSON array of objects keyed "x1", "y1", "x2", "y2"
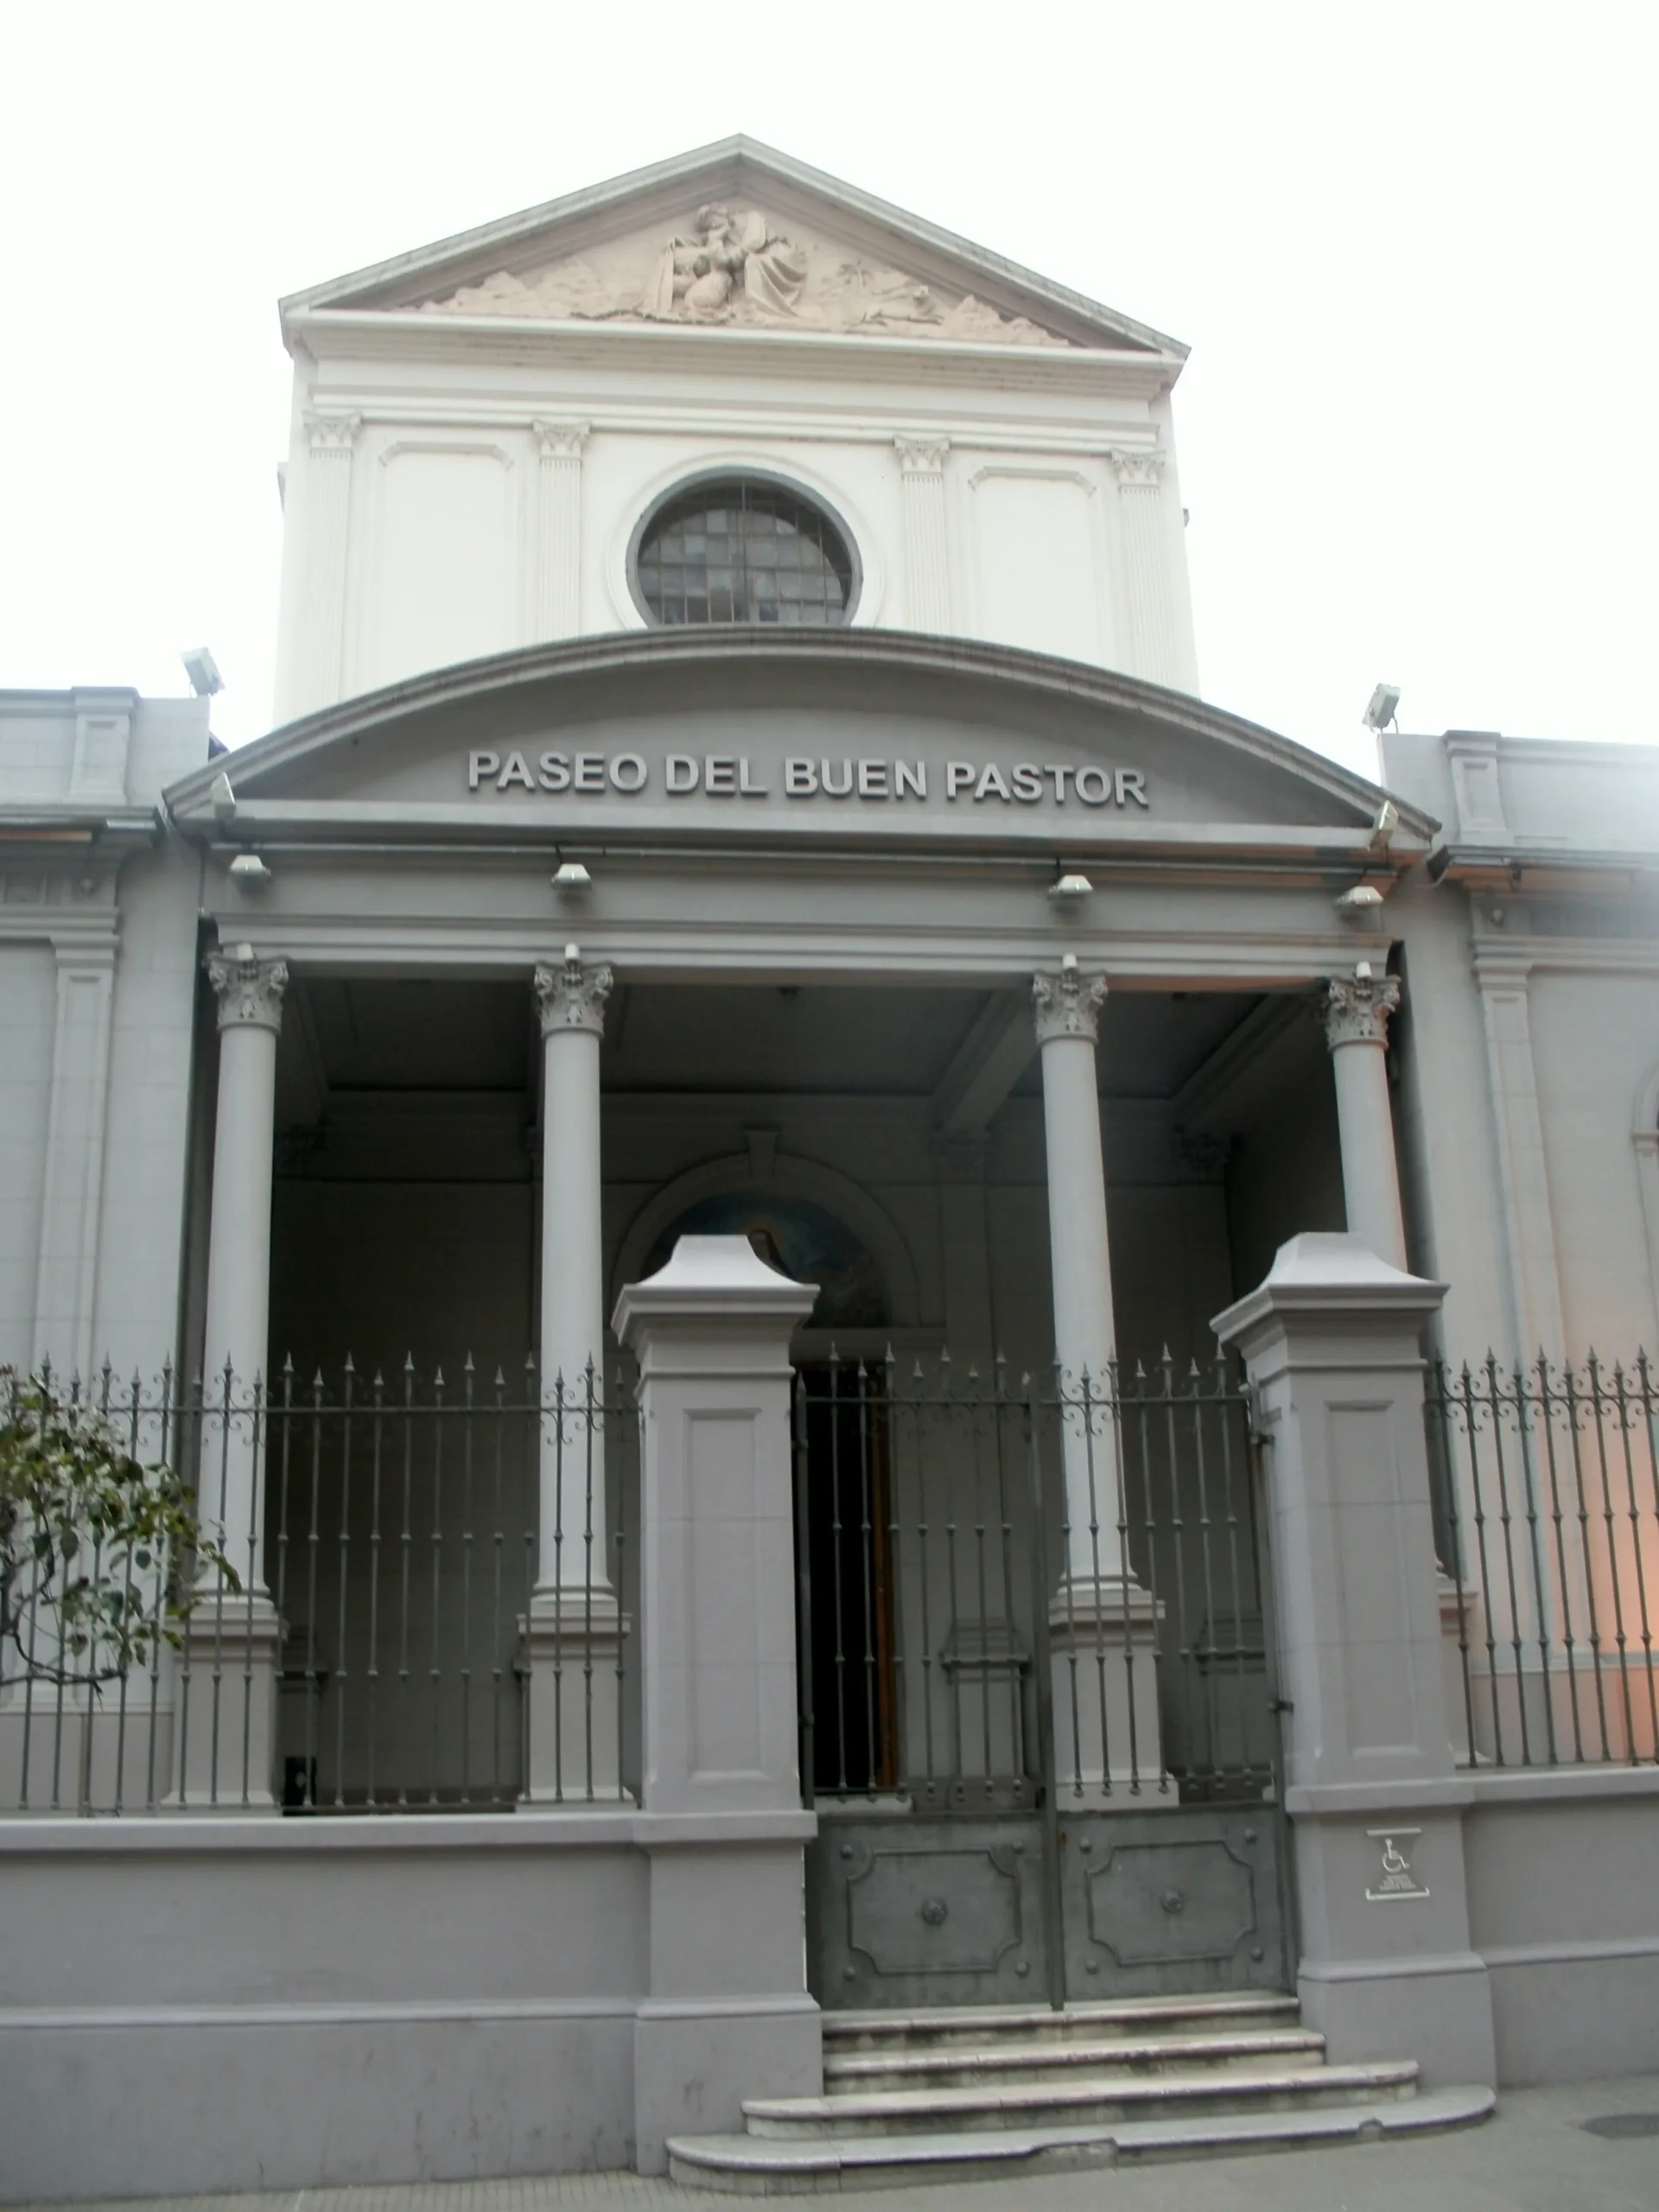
[
  {"x1": 534, "y1": 944, "x2": 613, "y2": 1039},
  {"x1": 304, "y1": 410, "x2": 363, "y2": 455},
  {"x1": 1324, "y1": 968, "x2": 1402, "y2": 1050},
  {"x1": 1108, "y1": 447, "x2": 1166, "y2": 489},
  {"x1": 207, "y1": 948, "x2": 289, "y2": 1034},
  {"x1": 895, "y1": 435, "x2": 950, "y2": 476},
  {"x1": 1033, "y1": 958, "x2": 1107, "y2": 1046},
  {"x1": 533, "y1": 417, "x2": 591, "y2": 461}
]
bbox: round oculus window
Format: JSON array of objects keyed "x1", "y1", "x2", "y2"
[{"x1": 632, "y1": 477, "x2": 856, "y2": 627}]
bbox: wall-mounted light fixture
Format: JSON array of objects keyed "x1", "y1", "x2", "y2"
[
  {"x1": 1048, "y1": 872, "x2": 1093, "y2": 902},
  {"x1": 228, "y1": 854, "x2": 272, "y2": 887},
  {"x1": 553, "y1": 861, "x2": 592, "y2": 893}
]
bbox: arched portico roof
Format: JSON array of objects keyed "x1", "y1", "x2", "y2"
[{"x1": 165, "y1": 628, "x2": 1438, "y2": 860}]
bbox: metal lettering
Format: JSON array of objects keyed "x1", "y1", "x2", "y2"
[
  {"x1": 609, "y1": 753, "x2": 646, "y2": 792},
  {"x1": 1116, "y1": 768, "x2": 1149, "y2": 810},
  {"x1": 572, "y1": 752, "x2": 606, "y2": 792},
  {"x1": 894, "y1": 760, "x2": 926, "y2": 799},
  {"x1": 537, "y1": 751, "x2": 571, "y2": 792},
  {"x1": 1011, "y1": 764, "x2": 1043, "y2": 803},
  {"x1": 704, "y1": 755, "x2": 736, "y2": 794},
  {"x1": 976, "y1": 763, "x2": 1012, "y2": 803},
  {"x1": 1074, "y1": 765, "x2": 1111, "y2": 806},
  {"x1": 467, "y1": 750, "x2": 499, "y2": 791},
  {"x1": 740, "y1": 758, "x2": 768, "y2": 795},
  {"x1": 857, "y1": 760, "x2": 888, "y2": 798},
  {"x1": 1043, "y1": 765, "x2": 1072, "y2": 802},
  {"x1": 820, "y1": 760, "x2": 854, "y2": 797},
  {"x1": 785, "y1": 759, "x2": 818, "y2": 796},
  {"x1": 665, "y1": 754, "x2": 699, "y2": 793},
  {"x1": 946, "y1": 761, "x2": 976, "y2": 799},
  {"x1": 497, "y1": 750, "x2": 535, "y2": 791}
]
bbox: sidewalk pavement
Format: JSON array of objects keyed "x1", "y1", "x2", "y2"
[{"x1": 18, "y1": 2075, "x2": 1659, "y2": 2212}]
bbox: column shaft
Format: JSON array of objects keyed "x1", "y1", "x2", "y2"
[
  {"x1": 199, "y1": 950, "x2": 286, "y2": 1592},
  {"x1": 895, "y1": 436, "x2": 951, "y2": 632},
  {"x1": 32, "y1": 945, "x2": 117, "y2": 1376},
  {"x1": 533, "y1": 947, "x2": 612, "y2": 1592},
  {"x1": 295, "y1": 411, "x2": 360, "y2": 716},
  {"x1": 534, "y1": 419, "x2": 589, "y2": 640},
  {"x1": 1033, "y1": 960, "x2": 1123, "y2": 1585},
  {"x1": 1325, "y1": 969, "x2": 1408, "y2": 1272},
  {"x1": 1109, "y1": 448, "x2": 1179, "y2": 686}
]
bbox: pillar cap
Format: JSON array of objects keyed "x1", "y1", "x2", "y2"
[
  {"x1": 1212, "y1": 1231, "x2": 1446, "y2": 1348},
  {"x1": 612, "y1": 1233, "x2": 817, "y2": 1348}
]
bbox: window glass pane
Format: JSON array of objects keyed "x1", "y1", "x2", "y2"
[{"x1": 636, "y1": 478, "x2": 854, "y2": 626}]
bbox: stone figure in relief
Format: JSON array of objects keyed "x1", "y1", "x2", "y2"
[
  {"x1": 641, "y1": 205, "x2": 807, "y2": 321},
  {"x1": 417, "y1": 207, "x2": 1071, "y2": 346}
]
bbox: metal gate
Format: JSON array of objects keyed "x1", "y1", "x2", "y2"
[{"x1": 795, "y1": 1351, "x2": 1291, "y2": 2009}]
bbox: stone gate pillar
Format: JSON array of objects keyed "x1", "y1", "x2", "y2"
[
  {"x1": 613, "y1": 1234, "x2": 821, "y2": 2172},
  {"x1": 1214, "y1": 1233, "x2": 1496, "y2": 2088}
]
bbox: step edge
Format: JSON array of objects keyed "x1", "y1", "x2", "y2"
[
  {"x1": 745, "y1": 2058, "x2": 1420, "y2": 2123},
  {"x1": 668, "y1": 2084, "x2": 1497, "y2": 2177}
]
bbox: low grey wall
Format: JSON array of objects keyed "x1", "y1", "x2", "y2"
[
  {"x1": 2, "y1": 1812, "x2": 692, "y2": 2203},
  {"x1": 1465, "y1": 1768, "x2": 1659, "y2": 2086}
]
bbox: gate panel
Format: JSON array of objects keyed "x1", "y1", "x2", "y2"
[
  {"x1": 808, "y1": 1815, "x2": 1051, "y2": 2008},
  {"x1": 796, "y1": 1353, "x2": 1289, "y2": 2008},
  {"x1": 1059, "y1": 1808, "x2": 1287, "y2": 1997}
]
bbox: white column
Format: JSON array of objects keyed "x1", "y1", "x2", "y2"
[
  {"x1": 175, "y1": 946, "x2": 286, "y2": 1808},
  {"x1": 895, "y1": 435, "x2": 951, "y2": 632},
  {"x1": 1108, "y1": 447, "x2": 1179, "y2": 686},
  {"x1": 522, "y1": 946, "x2": 621, "y2": 1803},
  {"x1": 199, "y1": 948, "x2": 287, "y2": 1591},
  {"x1": 32, "y1": 942, "x2": 117, "y2": 1378},
  {"x1": 1324, "y1": 967, "x2": 1409, "y2": 1272},
  {"x1": 532, "y1": 944, "x2": 612, "y2": 1587},
  {"x1": 295, "y1": 410, "x2": 361, "y2": 715},
  {"x1": 533, "y1": 418, "x2": 590, "y2": 640},
  {"x1": 1033, "y1": 957, "x2": 1164, "y2": 1793},
  {"x1": 1033, "y1": 957, "x2": 1125, "y2": 1584}
]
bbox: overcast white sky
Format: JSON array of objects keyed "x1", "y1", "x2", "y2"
[{"x1": 3, "y1": 1, "x2": 1654, "y2": 778}]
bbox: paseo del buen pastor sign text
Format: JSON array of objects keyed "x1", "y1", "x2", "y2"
[{"x1": 465, "y1": 748, "x2": 1151, "y2": 809}]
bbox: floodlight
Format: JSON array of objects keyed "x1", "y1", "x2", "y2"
[
  {"x1": 228, "y1": 854, "x2": 272, "y2": 887},
  {"x1": 1363, "y1": 683, "x2": 1401, "y2": 732},
  {"x1": 1335, "y1": 885, "x2": 1384, "y2": 912},
  {"x1": 553, "y1": 861, "x2": 592, "y2": 893},
  {"x1": 182, "y1": 647, "x2": 224, "y2": 698},
  {"x1": 1048, "y1": 873, "x2": 1093, "y2": 901}
]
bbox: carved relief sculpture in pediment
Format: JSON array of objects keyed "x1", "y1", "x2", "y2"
[{"x1": 417, "y1": 206, "x2": 1072, "y2": 347}]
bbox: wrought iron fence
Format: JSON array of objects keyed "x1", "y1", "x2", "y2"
[
  {"x1": 791, "y1": 1350, "x2": 1274, "y2": 1812},
  {"x1": 1429, "y1": 1353, "x2": 1659, "y2": 1768},
  {"x1": 0, "y1": 1357, "x2": 636, "y2": 1815}
]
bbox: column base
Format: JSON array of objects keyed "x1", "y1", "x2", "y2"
[
  {"x1": 1048, "y1": 1576, "x2": 1168, "y2": 1799},
  {"x1": 169, "y1": 1593, "x2": 283, "y2": 1811},
  {"x1": 518, "y1": 1588, "x2": 632, "y2": 1805}
]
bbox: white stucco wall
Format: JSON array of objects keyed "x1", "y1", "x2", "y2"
[{"x1": 271, "y1": 331, "x2": 1197, "y2": 726}]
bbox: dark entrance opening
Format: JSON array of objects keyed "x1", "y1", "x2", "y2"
[{"x1": 797, "y1": 1367, "x2": 898, "y2": 1797}]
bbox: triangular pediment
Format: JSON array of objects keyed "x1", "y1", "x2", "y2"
[{"x1": 280, "y1": 137, "x2": 1185, "y2": 359}]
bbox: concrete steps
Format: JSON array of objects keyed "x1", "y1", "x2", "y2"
[{"x1": 666, "y1": 1995, "x2": 1495, "y2": 2193}]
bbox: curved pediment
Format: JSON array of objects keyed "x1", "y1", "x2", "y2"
[{"x1": 166, "y1": 631, "x2": 1435, "y2": 868}]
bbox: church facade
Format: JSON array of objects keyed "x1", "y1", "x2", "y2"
[{"x1": 3, "y1": 139, "x2": 1659, "y2": 2199}]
